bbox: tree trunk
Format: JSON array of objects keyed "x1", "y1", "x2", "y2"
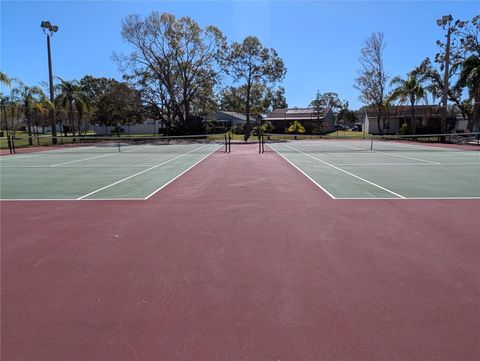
[
  {"x1": 410, "y1": 100, "x2": 416, "y2": 135},
  {"x1": 2, "y1": 105, "x2": 13, "y2": 152},
  {"x1": 473, "y1": 95, "x2": 480, "y2": 132},
  {"x1": 376, "y1": 103, "x2": 383, "y2": 135},
  {"x1": 245, "y1": 82, "x2": 251, "y2": 141},
  {"x1": 26, "y1": 107, "x2": 33, "y2": 146}
]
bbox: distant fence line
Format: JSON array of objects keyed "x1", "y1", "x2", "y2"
[{"x1": 0, "y1": 104, "x2": 164, "y2": 136}]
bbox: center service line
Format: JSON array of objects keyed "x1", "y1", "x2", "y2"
[
  {"x1": 77, "y1": 144, "x2": 210, "y2": 200},
  {"x1": 280, "y1": 143, "x2": 406, "y2": 199}
]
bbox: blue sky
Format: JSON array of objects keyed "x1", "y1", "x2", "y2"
[{"x1": 1, "y1": 1, "x2": 478, "y2": 109}]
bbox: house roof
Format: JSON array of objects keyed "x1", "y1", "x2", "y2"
[
  {"x1": 266, "y1": 107, "x2": 331, "y2": 121},
  {"x1": 214, "y1": 111, "x2": 247, "y2": 121},
  {"x1": 364, "y1": 105, "x2": 454, "y2": 119}
]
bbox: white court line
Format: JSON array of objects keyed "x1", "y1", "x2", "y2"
[
  {"x1": 333, "y1": 143, "x2": 441, "y2": 164},
  {"x1": 3, "y1": 161, "x2": 479, "y2": 169},
  {"x1": 1, "y1": 164, "x2": 155, "y2": 168},
  {"x1": 0, "y1": 198, "x2": 146, "y2": 201},
  {"x1": 49, "y1": 143, "x2": 163, "y2": 167},
  {"x1": 335, "y1": 163, "x2": 435, "y2": 166},
  {"x1": 3, "y1": 196, "x2": 480, "y2": 201},
  {"x1": 279, "y1": 143, "x2": 406, "y2": 199},
  {"x1": 334, "y1": 197, "x2": 480, "y2": 200},
  {"x1": 267, "y1": 144, "x2": 336, "y2": 199},
  {"x1": 144, "y1": 145, "x2": 222, "y2": 199},
  {"x1": 77, "y1": 144, "x2": 211, "y2": 200},
  {"x1": 50, "y1": 153, "x2": 116, "y2": 167},
  {"x1": 338, "y1": 162, "x2": 480, "y2": 166}
]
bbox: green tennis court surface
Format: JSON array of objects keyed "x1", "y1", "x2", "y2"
[
  {"x1": 266, "y1": 139, "x2": 480, "y2": 199},
  {"x1": 1, "y1": 142, "x2": 222, "y2": 200},
  {"x1": 1, "y1": 137, "x2": 479, "y2": 200}
]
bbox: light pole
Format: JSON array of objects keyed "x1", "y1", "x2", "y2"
[
  {"x1": 41, "y1": 20, "x2": 59, "y2": 143},
  {"x1": 436, "y1": 15, "x2": 465, "y2": 135}
]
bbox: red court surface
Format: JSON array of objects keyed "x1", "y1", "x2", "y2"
[{"x1": 1, "y1": 144, "x2": 480, "y2": 361}]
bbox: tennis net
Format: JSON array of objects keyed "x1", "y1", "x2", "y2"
[
  {"x1": 2, "y1": 134, "x2": 229, "y2": 155},
  {"x1": 261, "y1": 132, "x2": 480, "y2": 153}
]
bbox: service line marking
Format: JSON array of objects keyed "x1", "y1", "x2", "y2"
[
  {"x1": 77, "y1": 144, "x2": 211, "y2": 200},
  {"x1": 279, "y1": 143, "x2": 406, "y2": 199},
  {"x1": 50, "y1": 153, "x2": 116, "y2": 167},
  {"x1": 144, "y1": 145, "x2": 222, "y2": 199},
  {"x1": 333, "y1": 143, "x2": 441, "y2": 164},
  {"x1": 267, "y1": 144, "x2": 336, "y2": 199}
]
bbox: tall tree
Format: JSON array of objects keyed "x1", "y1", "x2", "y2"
[
  {"x1": 354, "y1": 32, "x2": 389, "y2": 135},
  {"x1": 0, "y1": 71, "x2": 11, "y2": 86},
  {"x1": 218, "y1": 83, "x2": 284, "y2": 114},
  {"x1": 115, "y1": 11, "x2": 226, "y2": 134},
  {"x1": 415, "y1": 15, "x2": 479, "y2": 130},
  {"x1": 13, "y1": 82, "x2": 46, "y2": 145},
  {"x1": 268, "y1": 86, "x2": 288, "y2": 110},
  {"x1": 0, "y1": 72, "x2": 15, "y2": 150},
  {"x1": 388, "y1": 72, "x2": 427, "y2": 134},
  {"x1": 456, "y1": 55, "x2": 480, "y2": 131},
  {"x1": 55, "y1": 78, "x2": 90, "y2": 136},
  {"x1": 310, "y1": 91, "x2": 344, "y2": 112},
  {"x1": 337, "y1": 102, "x2": 358, "y2": 126},
  {"x1": 79, "y1": 76, "x2": 118, "y2": 109},
  {"x1": 96, "y1": 82, "x2": 144, "y2": 129},
  {"x1": 222, "y1": 36, "x2": 286, "y2": 139}
]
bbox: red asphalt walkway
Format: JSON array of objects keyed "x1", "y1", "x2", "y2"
[{"x1": 1, "y1": 143, "x2": 480, "y2": 360}]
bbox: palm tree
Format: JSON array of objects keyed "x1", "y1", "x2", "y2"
[
  {"x1": 457, "y1": 55, "x2": 480, "y2": 131},
  {"x1": 55, "y1": 77, "x2": 89, "y2": 137},
  {"x1": 12, "y1": 82, "x2": 46, "y2": 145},
  {"x1": 388, "y1": 73, "x2": 427, "y2": 134},
  {"x1": 1, "y1": 72, "x2": 14, "y2": 150}
]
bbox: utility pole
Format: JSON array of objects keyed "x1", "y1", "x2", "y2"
[{"x1": 41, "y1": 21, "x2": 59, "y2": 144}]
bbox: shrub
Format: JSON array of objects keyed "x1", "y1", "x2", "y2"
[
  {"x1": 398, "y1": 122, "x2": 409, "y2": 135},
  {"x1": 287, "y1": 120, "x2": 305, "y2": 134}
]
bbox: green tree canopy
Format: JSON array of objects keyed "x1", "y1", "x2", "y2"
[
  {"x1": 115, "y1": 11, "x2": 227, "y2": 134},
  {"x1": 222, "y1": 36, "x2": 286, "y2": 137},
  {"x1": 388, "y1": 72, "x2": 427, "y2": 134}
]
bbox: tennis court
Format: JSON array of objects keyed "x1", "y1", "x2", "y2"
[
  {"x1": 2, "y1": 138, "x2": 480, "y2": 361},
  {"x1": 2, "y1": 134, "x2": 478, "y2": 200},
  {"x1": 0, "y1": 136, "x2": 225, "y2": 200},
  {"x1": 264, "y1": 136, "x2": 480, "y2": 199}
]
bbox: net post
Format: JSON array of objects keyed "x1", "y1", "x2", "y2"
[
  {"x1": 11, "y1": 134, "x2": 16, "y2": 153},
  {"x1": 262, "y1": 131, "x2": 265, "y2": 153},
  {"x1": 228, "y1": 133, "x2": 231, "y2": 153},
  {"x1": 6, "y1": 135, "x2": 13, "y2": 154},
  {"x1": 224, "y1": 133, "x2": 227, "y2": 153},
  {"x1": 370, "y1": 134, "x2": 374, "y2": 151}
]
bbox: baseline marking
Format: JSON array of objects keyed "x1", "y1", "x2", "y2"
[
  {"x1": 267, "y1": 144, "x2": 336, "y2": 199},
  {"x1": 279, "y1": 143, "x2": 406, "y2": 199},
  {"x1": 3, "y1": 196, "x2": 480, "y2": 201},
  {"x1": 77, "y1": 144, "x2": 211, "y2": 200},
  {"x1": 334, "y1": 143, "x2": 441, "y2": 164},
  {"x1": 144, "y1": 145, "x2": 222, "y2": 199}
]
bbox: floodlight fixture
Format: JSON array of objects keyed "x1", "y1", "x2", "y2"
[
  {"x1": 41, "y1": 20, "x2": 58, "y2": 35},
  {"x1": 41, "y1": 20, "x2": 51, "y2": 29},
  {"x1": 442, "y1": 15, "x2": 453, "y2": 23}
]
